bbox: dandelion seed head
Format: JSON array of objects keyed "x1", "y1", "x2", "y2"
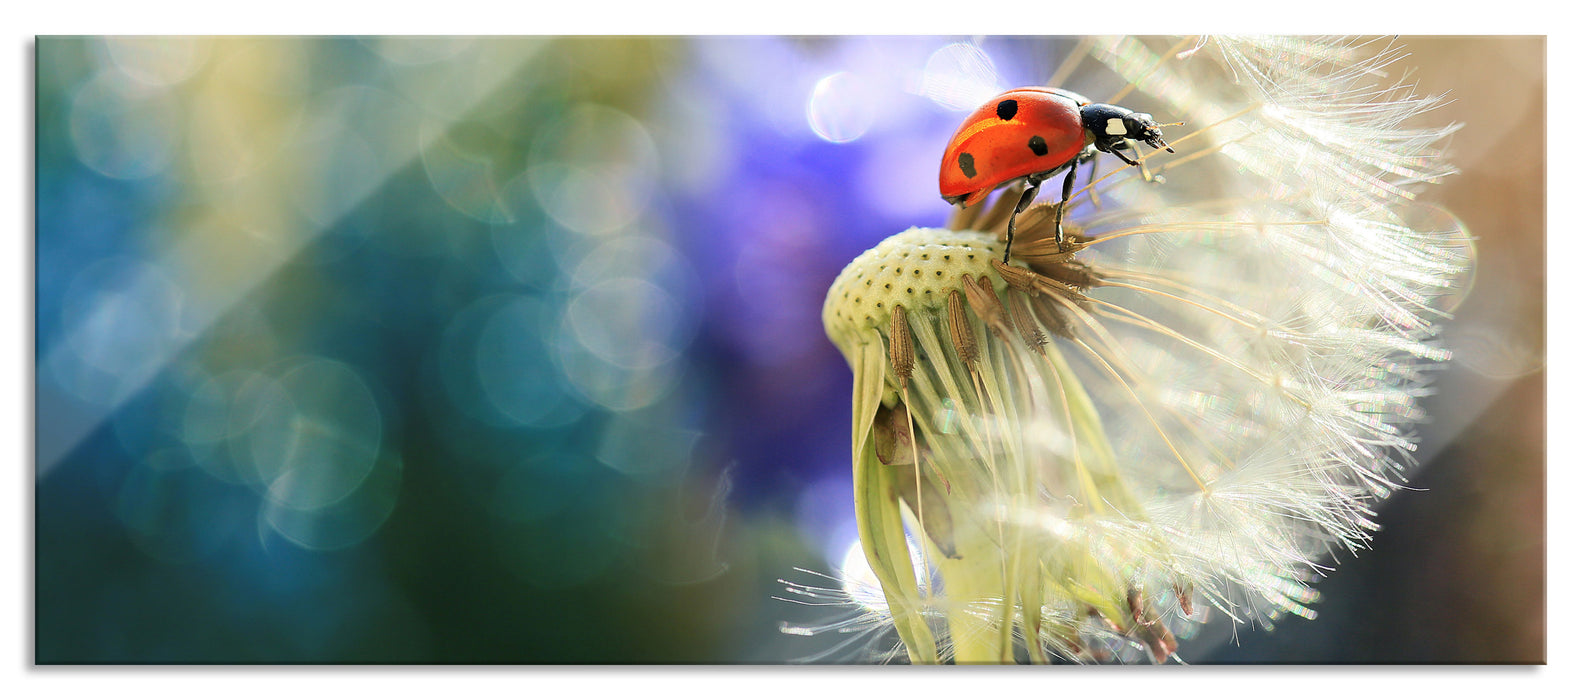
[{"x1": 809, "y1": 36, "x2": 1469, "y2": 665}]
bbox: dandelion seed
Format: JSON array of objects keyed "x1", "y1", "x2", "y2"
[{"x1": 814, "y1": 36, "x2": 1471, "y2": 664}]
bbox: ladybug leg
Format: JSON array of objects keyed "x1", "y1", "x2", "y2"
[
  {"x1": 1005, "y1": 177, "x2": 1045, "y2": 264},
  {"x1": 1052, "y1": 163, "x2": 1079, "y2": 251},
  {"x1": 1111, "y1": 142, "x2": 1161, "y2": 182},
  {"x1": 1107, "y1": 145, "x2": 1141, "y2": 167}
]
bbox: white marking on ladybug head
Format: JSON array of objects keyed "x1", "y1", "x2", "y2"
[{"x1": 1105, "y1": 117, "x2": 1127, "y2": 136}]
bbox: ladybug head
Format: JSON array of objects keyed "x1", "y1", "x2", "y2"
[
  {"x1": 1122, "y1": 112, "x2": 1177, "y2": 153},
  {"x1": 1081, "y1": 103, "x2": 1180, "y2": 154}
]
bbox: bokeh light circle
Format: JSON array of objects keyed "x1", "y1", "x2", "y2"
[
  {"x1": 262, "y1": 450, "x2": 403, "y2": 551},
  {"x1": 440, "y1": 294, "x2": 587, "y2": 429},
  {"x1": 569, "y1": 232, "x2": 701, "y2": 328},
  {"x1": 286, "y1": 86, "x2": 419, "y2": 227},
  {"x1": 566, "y1": 277, "x2": 684, "y2": 371},
  {"x1": 918, "y1": 42, "x2": 1002, "y2": 111},
  {"x1": 554, "y1": 321, "x2": 680, "y2": 413},
  {"x1": 421, "y1": 120, "x2": 517, "y2": 225},
  {"x1": 183, "y1": 370, "x2": 265, "y2": 485},
  {"x1": 488, "y1": 210, "x2": 566, "y2": 289},
  {"x1": 806, "y1": 71, "x2": 877, "y2": 143},
  {"x1": 102, "y1": 37, "x2": 210, "y2": 87},
  {"x1": 527, "y1": 103, "x2": 659, "y2": 236},
  {"x1": 182, "y1": 81, "x2": 307, "y2": 186},
  {"x1": 475, "y1": 295, "x2": 587, "y2": 427},
  {"x1": 69, "y1": 70, "x2": 181, "y2": 180},
  {"x1": 244, "y1": 358, "x2": 384, "y2": 511},
  {"x1": 53, "y1": 257, "x2": 188, "y2": 406}
]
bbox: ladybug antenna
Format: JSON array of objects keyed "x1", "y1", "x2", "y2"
[{"x1": 1157, "y1": 121, "x2": 1184, "y2": 152}]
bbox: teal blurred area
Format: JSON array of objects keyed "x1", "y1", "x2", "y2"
[{"x1": 34, "y1": 35, "x2": 895, "y2": 663}]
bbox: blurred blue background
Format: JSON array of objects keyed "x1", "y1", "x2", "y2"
[{"x1": 33, "y1": 36, "x2": 1543, "y2": 663}]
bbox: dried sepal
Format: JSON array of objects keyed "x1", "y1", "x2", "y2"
[
  {"x1": 1035, "y1": 257, "x2": 1101, "y2": 291},
  {"x1": 1028, "y1": 288, "x2": 1075, "y2": 340},
  {"x1": 992, "y1": 258, "x2": 1090, "y2": 308},
  {"x1": 947, "y1": 288, "x2": 980, "y2": 373},
  {"x1": 1006, "y1": 291, "x2": 1048, "y2": 353},
  {"x1": 888, "y1": 305, "x2": 915, "y2": 389},
  {"x1": 961, "y1": 274, "x2": 1010, "y2": 341},
  {"x1": 991, "y1": 259, "x2": 1039, "y2": 294}
]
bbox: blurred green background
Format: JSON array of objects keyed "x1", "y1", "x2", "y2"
[{"x1": 33, "y1": 36, "x2": 1543, "y2": 663}]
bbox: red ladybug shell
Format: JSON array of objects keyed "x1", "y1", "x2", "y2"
[{"x1": 939, "y1": 88, "x2": 1088, "y2": 207}]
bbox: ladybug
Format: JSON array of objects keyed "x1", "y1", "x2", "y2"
[{"x1": 939, "y1": 87, "x2": 1178, "y2": 262}]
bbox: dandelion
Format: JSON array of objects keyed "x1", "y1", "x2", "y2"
[{"x1": 815, "y1": 36, "x2": 1471, "y2": 664}]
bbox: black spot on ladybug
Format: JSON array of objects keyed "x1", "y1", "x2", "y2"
[
  {"x1": 958, "y1": 152, "x2": 977, "y2": 179},
  {"x1": 1028, "y1": 135, "x2": 1049, "y2": 157},
  {"x1": 997, "y1": 99, "x2": 1018, "y2": 121}
]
